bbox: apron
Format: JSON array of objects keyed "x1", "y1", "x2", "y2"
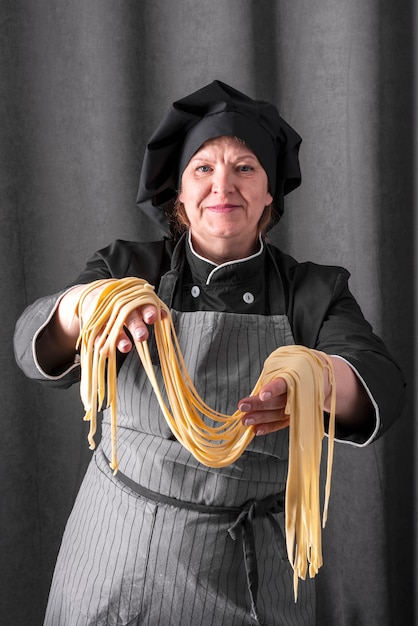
[{"x1": 44, "y1": 254, "x2": 316, "y2": 626}]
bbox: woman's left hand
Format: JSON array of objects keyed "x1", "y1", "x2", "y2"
[
  {"x1": 238, "y1": 354, "x2": 374, "y2": 436},
  {"x1": 238, "y1": 377, "x2": 289, "y2": 436}
]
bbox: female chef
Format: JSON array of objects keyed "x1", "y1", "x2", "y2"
[{"x1": 14, "y1": 80, "x2": 405, "y2": 626}]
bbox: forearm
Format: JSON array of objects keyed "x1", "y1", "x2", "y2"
[
  {"x1": 324, "y1": 355, "x2": 374, "y2": 430},
  {"x1": 36, "y1": 286, "x2": 84, "y2": 374}
]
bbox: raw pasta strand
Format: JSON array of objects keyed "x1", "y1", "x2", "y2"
[
  {"x1": 75, "y1": 277, "x2": 336, "y2": 599},
  {"x1": 247, "y1": 345, "x2": 335, "y2": 599}
]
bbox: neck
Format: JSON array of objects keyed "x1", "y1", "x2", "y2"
[{"x1": 188, "y1": 231, "x2": 262, "y2": 265}]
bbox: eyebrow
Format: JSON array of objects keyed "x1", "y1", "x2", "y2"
[{"x1": 189, "y1": 151, "x2": 259, "y2": 162}]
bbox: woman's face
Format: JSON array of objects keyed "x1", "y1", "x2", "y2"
[{"x1": 179, "y1": 136, "x2": 273, "y2": 263}]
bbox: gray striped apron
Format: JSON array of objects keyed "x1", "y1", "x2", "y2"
[{"x1": 44, "y1": 270, "x2": 316, "y2": 626}]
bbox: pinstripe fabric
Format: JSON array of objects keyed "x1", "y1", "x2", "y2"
[{"x1": 44, "y1": 310, "x2": 316, "y2": 625}]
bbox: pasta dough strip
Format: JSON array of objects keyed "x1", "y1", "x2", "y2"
[{"x1": 75, "y1": 277, "x2": 336, "y2": 600}]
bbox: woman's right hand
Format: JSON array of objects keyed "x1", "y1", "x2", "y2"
[
  {"x1": 73, "y1": 283, "x2": 163, "y2": 353},
  {"x1": 36, "y1": 283, "x2": 162, "y2": 373}
]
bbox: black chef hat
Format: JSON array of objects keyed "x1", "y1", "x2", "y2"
[{"x1": 136, "y1": 80, "x2": 302, "y2": 235}]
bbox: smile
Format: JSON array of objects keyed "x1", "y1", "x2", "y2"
[{"x1": 206, "y1": 204, "x2": 241, "y2": 213}]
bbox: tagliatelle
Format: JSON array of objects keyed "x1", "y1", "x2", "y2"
[{"x1": 75, "y1": 276, "x2": 336, "y2": 600}]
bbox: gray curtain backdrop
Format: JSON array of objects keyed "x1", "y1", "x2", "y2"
[{"x1": 1, "y1": 1, "x2": 415, "y2": 624}]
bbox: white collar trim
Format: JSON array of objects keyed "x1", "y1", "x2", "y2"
[{"x1": 187, "y1": 231, "x2": 264, "y2": 285}]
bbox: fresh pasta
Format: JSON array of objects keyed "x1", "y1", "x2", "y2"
[{"x1": 75, "y1": 276, "x2": 336, "y2": 600}]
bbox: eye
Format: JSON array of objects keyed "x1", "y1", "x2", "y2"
[
  {"x1": 196, "y1": 165, "x2": 212, "y2": 173},
  {"x1": 237, "y1": 164, "x2": 254, "y2": 173}
]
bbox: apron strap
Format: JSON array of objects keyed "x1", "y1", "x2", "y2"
[
  {"x1": 156, "y1": 233, "x2": 186, "y2": 307},
  {"x1": 265, "y1": 242, "x2": 287, "y2": 314},
  {"x1": 157, "y1": 269, "x2": 179, "y2": 308}
]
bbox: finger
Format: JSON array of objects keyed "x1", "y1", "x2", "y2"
[
  {"x1": 140, "y1": 304, "x2": 162, "y2": 325},
  {"x1": 124, "y1": 304, "x2": 165, "y2": 343},
  {"x1": 242, "y1": 407, "x2": 288, "y2": 425},
  {"x1": 116, "y1": 330, "x2": 133, "y2": 353},
  {"x1": 238, "y1": 380, "x2": 288, "y2": 413},
  {"x1": 258, "y1": 377, "x2": 288, "y2": 402},
  {"x1": 95, "y1": 325, "x2": 137, "y2": 354},
  {"x1": 125, "y1": 310, "x2": 149, "y2": 343},
  {"x1": 252, "y1": 416, "x2": 290, "y2": 437}
]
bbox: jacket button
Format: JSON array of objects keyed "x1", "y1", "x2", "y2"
[
  {"x1": 191, "y1": 286, "x2": 200, "y2": 298},
  {"x1": 243, "y1": 292, "x2": 255, "y2": 304}
]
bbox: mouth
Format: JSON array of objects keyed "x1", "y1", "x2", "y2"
[{"x1": 206, "y1": 204, "x2": 241, "y2": 213}]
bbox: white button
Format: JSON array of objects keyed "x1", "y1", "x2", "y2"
[
  {"x1": 243, "y1": 292, "x2": 255, "y2": 304},
  {"x1": 191, "y1": 285, "x2": 200, "y2": 298}
]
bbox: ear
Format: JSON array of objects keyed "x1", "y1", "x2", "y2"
[{"x1": 266, "y1": 191, "x2": 273, "y2": 206}]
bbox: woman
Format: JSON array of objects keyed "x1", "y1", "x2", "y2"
[{"x1": 14, "y1": 80, "x2": 405, "y2": 626}]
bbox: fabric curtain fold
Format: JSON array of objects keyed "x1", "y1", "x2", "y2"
[{"x1": 1, "y1": 1, "x2": 415, "y2": 624}]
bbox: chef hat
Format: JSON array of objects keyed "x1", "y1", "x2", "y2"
[{"x1": 136, "y1": 80, "x2": 302, "y2": 234}]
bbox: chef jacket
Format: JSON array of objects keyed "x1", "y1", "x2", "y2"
[{"x1": 15, "y1": 233, "x2": 405, "y2": 446}]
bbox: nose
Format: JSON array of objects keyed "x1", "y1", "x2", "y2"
[{"x1": 211, "y1": 166, "x2": 235, "y2": 194}]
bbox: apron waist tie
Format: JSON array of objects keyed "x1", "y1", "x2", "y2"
[
  {"x1": 109, "y1": 456, "x2": 286, "y2": 626},
  {"x1": 228, "y1": 493, "x2": 286, "y2": 624}
]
